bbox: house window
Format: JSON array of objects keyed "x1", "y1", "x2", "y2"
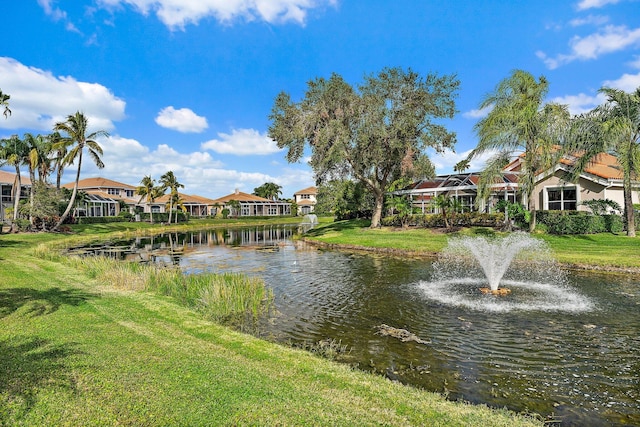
[
  {"x1": 268, "y1": 207, "x2": 278, "y2": 215},
  {"x1": 547, "y1": 187, "x2": 577, "y2": 211},
  {"x1": 241, "y1": 206, "x2": 250, "y2": 216},
  {"x1": 151, "y1": 206, "x2": 161, "y2": 213},
  {"x1": 300, "y1": 194, "x2": 310, "y2": 199},
  {"x1": 125, "y1": 190, "x2": 134, "y2": 197},
  {"x1": 107, "y1": 188, "x2": 119, "y2": 195}
]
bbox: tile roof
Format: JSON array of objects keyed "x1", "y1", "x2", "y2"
[
  {"x1": 62, "y1": 177, "x2": 136, "y2": 190},
  {"x1": 294, "y1": 186, "x2": 317, "y2": 195},
  {"x1": 560, "y1": 152, "x2": 623, "y2": 180},
  {"x1": 212, "y1": 191, "x2": 273, "y2": 204},
  {"x1": 0, "y1": 170, "x2": 32, "y2": 185},
  {"x1": 156, "y1": 192, "x2": 217, "y2": 205}
]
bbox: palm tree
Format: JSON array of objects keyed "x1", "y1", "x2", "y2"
[
  {"x1": 52, "y1": 112, "x2": 108, "y2": 230},
  {"x1": 0, "y1": 135, "x2": 27, "y2": 232},
  {"x1": 0, "y1": 90, "x2": 10, "y2": 118},
  {"x1": 159, "y1": 171, "x2": 184, "y2": 224},
  {"x1": 22, "y1": 133, "x2": 49, "y2": 224},
  {"x1": 136, "y1": 175, "x2": 165, "y2": 223},
  {"x1": 164, "y1": 192, "x2": 187, "y2": 223},
  {"x1": 465, "y1": 70, "x2": 570, "y2": 232},
  {"x1": 227, "y1": 199, "x2": 241, "y2": 217},
  {"x1": 434, "y1": 194, "x2": 453, "y2": 229},
  {"x1": 48, "y1": 131, "x2": 67, "y2": 189},
  {"x1": 567, "y1": 86, "x2": 640, "y2": 237}
]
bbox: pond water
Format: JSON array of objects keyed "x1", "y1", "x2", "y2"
[{"x1": 69, "y1": 226, "x2": 640, "y2": 426}]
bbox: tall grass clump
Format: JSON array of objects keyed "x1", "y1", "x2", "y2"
[
  {"x1": 47, "y1": 249, "x2": 273, "y2": 322},
  {"x1": 196, "y1": 273, "x2": 273, "y2": 322}
]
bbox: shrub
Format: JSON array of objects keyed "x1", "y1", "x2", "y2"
[
  {"x1": 537, "y1": 210, "x2": 623, "y2": 234},
  {"x1": 381, "y1": 212, "x2": 504, "y2": 228}
]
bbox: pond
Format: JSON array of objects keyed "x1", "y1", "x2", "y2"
[{"x1": 69, "y1": 225, "x2": 640, "y2": 426}]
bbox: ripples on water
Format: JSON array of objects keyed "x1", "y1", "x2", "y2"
[{"x1": 72, "y1": 228, "x2": 640, "y2": 426}]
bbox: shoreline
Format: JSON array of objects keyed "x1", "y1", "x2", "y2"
[{"x1": 302, "y1": 238, "x2": 640, "y2": 275}]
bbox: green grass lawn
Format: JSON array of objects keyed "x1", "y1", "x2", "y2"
[
  {"x1": 0, "y1": 224, "x2": 541, "y2": 426},
  {"x1": 304, "y1": 219, "x2": 640, "y2": 270}
]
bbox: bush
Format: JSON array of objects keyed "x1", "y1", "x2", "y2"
[
  {"x1": 76, "y1": 216, "x2": 125, "y2": 225},
  {"x1": 118, "y1": 211, "x2": 134, "y2": 221},
  {"x1": 381, "y1": 212, "x2": 504, "y2": 228},
  {"x1": 537, "y1": 210, "x2": 623, "y2": 235},
  {"x1": 140, "y1": 211, "x2": 189, "y2": 223}
]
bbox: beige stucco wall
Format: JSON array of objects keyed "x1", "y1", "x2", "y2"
[{"x1": 532, "y1": 169, "x2": 632, "y2": 212}]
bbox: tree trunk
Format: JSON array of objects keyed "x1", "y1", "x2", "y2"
[
  {"x1": 168, "y1": 197, "x2": 173, "y2": 225},
  {"x1": 54, "y1": 150, "x2": 82, "y2": 230},
  {"x1": 10, "y1": 167, "x2": 21, "y2": 233},
  {"x1": 370, "y1": 190, "x2": 384, "y2": 228},
  {"x1": 29, "y1": 168, "x2": 36, "y2": 225},
  {"x1": 623, "y1": 182, "x2": 636, "y2": 237},
  {"x1": 529, "y1": 209, "x2": 537, "y2": 232}
]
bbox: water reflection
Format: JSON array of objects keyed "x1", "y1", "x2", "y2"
[{"x1": 69, "y1": 226, "x2": 640, "y2": 426}]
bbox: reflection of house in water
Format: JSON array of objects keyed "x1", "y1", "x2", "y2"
[{"x1": 71, "y1": 226, "x2": 298, "y2": 265}]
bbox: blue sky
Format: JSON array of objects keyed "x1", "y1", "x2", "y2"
[{"x1": 2, "y1": 0, "x2": 640, "y2": 200}]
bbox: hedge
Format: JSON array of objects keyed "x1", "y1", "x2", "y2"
[
  {"x1": 536, "y1": 210, "x2": 624, "y2": 234},
  {"x1": 381, "y1": 212, "x2": 505, "y2": 228}
]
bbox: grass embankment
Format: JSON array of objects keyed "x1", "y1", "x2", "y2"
[
  {"x1": 303, "y1": 219, "x2": 640, "y2": 271},
  {"x1": 0, "y1": 225, "x2": 541, "y2": 426}
]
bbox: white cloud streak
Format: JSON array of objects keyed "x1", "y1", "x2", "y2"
[
  {"x1": 155, "y1": 106, "x2": 208, "y2": 133},
  {"x1": 576, "y1": 0, "x2": 620, "y2": 11},
  {"x1": 201, "y1": 128, "x2": 282, "y2": 155},
  {"x1": 537, "y1": 25, "x2": 640, "y2": 69},
  {"x1": 96, "y1": 0, "x2": 337, "y2": 29},
  {"x1": 0, "y1": 57, "x2": 126, "y2": 132}
]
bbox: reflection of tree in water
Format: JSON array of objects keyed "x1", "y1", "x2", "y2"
[
  {"x1": 0, "y1": 287, "x2": 91, "y2": 319},
  {"x1": 0, "y1": 337, "x2": 80, "y2": 418}
]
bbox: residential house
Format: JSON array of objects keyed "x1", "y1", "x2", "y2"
[
  {"x1": 62, "y1": 177, "x2": 140, "y2": 217},
  {"x1": 212, "y1": 189, "x2": 291, "y2": 217},
  {"x1": 293, "y1": 186, "x2": 317, "y2": 215},
  {"x1": 397, "y1": 152, "x2": 638, "y2": 213},
  {"x1": 155, "y1": 192, "x2": 217, "y2": 217},
  {"x1": 0, "y1": 170, "x2": 31, "y2": 222}
]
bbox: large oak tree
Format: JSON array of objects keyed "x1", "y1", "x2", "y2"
[{"x1": 269, "y1": 67, "x2": 459, "y2": 228}]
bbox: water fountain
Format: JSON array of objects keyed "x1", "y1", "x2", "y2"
[
  {"x1": 301, "y1": 214, "x2": 318, "y2": 225},
  {"x1": 421, "y1": 232, "x2": 593, "y2": 312}
]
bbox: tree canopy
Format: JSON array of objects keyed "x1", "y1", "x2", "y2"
[
  {"x1": 269, "y1": 67, "x2": 459, "y2": 227},
  {"x1": 253, "y1": 182, "x2": 282, "y2": 201},
  {"x1": 0, "y1": 89, "x2": 10, "y2": 118},
  {"x1": 567, "y1": 86, "x2": 640, "y2": 236}
]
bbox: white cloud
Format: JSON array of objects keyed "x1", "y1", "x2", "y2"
[
  {"x1": 569, "y1": 14, "x2": 609, "y2": 27},
  {"x1": 96, "y1": 0, "x2": 337, "y2": 29},
  {"x1": 629, "y1": 55, "x2": 640, "y2": 69},
  {"x1": 576, "y1": 0, "x2": 620, "y2": 10},
  {"x1": 462, "y1": 105, "x2": 493, "y2": 119},
  {"x1": 550, "y1": 92, "x2": 606, "y2": 114},
  {"x1": 155, "y1": 106, "x2": 208, "y2": 133},
  {"x1": 603, "y1": 72, "x2": 640, "y2": 92},
  {"x1": 71, "y1": 135, "x2": 298, "y2": 198},
  {"x1": 201, "y1": 128, "x2": 282, "y2": 155},
  {"x1": 427, "y1": 148, "x2": 498, "y2": 174},
  {"x1": 0, "y1": 57, "x2": 125, "y2": 132},
  {"x1": 538, "y1": 25, "x2": 640, "y2": 69},
  {"x1": 37, "y1": 0, "x2": 82, "y2": 33}
]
